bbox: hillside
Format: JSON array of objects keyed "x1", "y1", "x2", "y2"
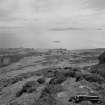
[{"x1": 0, "y1": 48, "x2": 105, "y2": 105}]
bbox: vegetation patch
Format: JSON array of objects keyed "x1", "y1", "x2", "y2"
[{"x1": 16, "y1": 81, "x2": 39, "y2": 97}]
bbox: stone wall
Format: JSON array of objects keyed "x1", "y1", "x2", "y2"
[{"x1": 0, "y1": 54, "x2": 22, "y2": 67}]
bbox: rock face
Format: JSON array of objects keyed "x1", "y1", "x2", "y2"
[{"x1": 98, "y1": 52, "x2": 105, "y2": 64}]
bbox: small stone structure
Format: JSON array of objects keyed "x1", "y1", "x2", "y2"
[{"x1": 0, "y1": 55, "x2": 11, "y2": 67}]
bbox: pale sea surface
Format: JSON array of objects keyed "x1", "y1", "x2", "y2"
[{"x1": 0, "y1": 26, "x2": 105, "y2": 49}]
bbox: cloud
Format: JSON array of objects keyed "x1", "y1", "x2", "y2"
[
  {"x1": 0, "y1": 0, "x2": 93, "y2": 21},
  {"x1": 49, "y1": 27, "x2": 104, "y2": 31},
  {"x1": 0, "y1": 0, "x2": 105, "y2": 28},
  {"x1": 49, "y1": 27, "x2": 85, "y2": 31},
  {"x1": 85, "y1": 0, "x2": 105, "y2": 11}
]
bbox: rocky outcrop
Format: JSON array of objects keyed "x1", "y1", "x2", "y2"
[
  {"x1": 98, "y1": 52, "x2": 105, "y2": 64},
  {"x1": 16, "y1": 81, "x2": 39, "y2": 97}
]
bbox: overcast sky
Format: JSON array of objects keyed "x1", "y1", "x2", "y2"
[{"x1": 0, "y1": 0, "x2": 105, "y2": 49}]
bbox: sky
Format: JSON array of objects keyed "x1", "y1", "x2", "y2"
[{"x1": 0, "y1": 0, "x2": 105, "y2": 49}]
